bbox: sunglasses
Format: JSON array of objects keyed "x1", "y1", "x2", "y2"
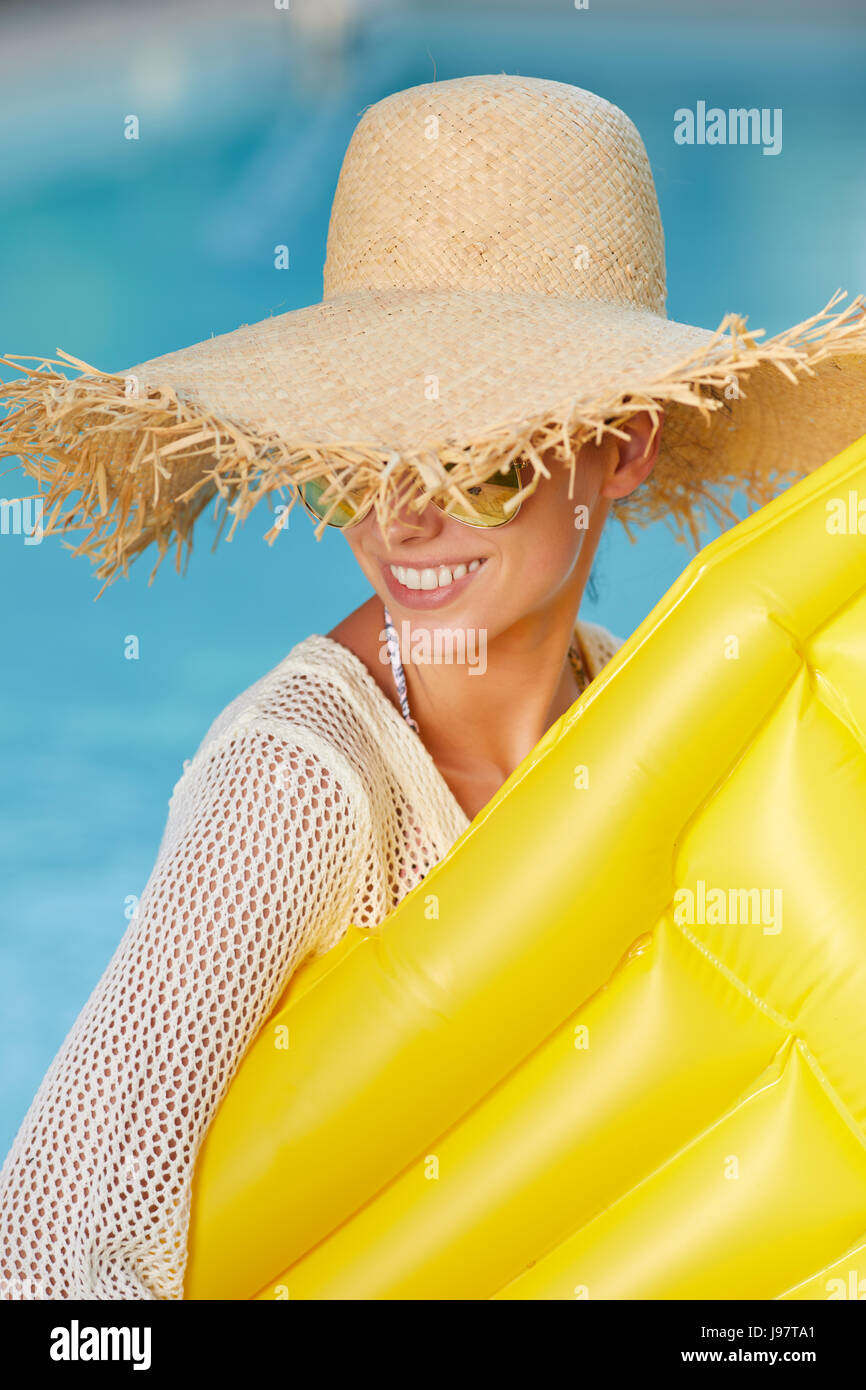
[{"x1": 298, "y1": 459, "x2": 531, "y2": 530}]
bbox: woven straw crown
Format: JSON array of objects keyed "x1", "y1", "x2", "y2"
[
  {"x1": 322, "y1": 77, "x2": 666, "y2": 311},
  {"x1": 1, "y1": 73, "x2": 866, "y2": 587}
]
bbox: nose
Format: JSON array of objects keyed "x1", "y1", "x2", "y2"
[{"x1": 380, "y1": 471, "x2": 447, "y2": 548}]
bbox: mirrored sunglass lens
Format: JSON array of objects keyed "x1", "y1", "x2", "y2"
[
  {"x1": 301, "y1": 478, "x2": 365, "y2": 527},
  {"x1": 444, "y1": 463, "x2": 524, "y2": 526}
]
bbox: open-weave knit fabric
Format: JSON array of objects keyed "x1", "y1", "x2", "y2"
[{"x1": 0, "y1": 618, "x2": 621, "y2": 1301}]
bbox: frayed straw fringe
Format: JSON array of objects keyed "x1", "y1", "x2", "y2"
[{"x1": 1, "y1": 289, "x2": 865, "y2": 593}]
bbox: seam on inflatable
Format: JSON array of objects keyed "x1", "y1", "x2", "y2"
[
  {"x1": 668, "y1": 657, "x2": 803, "y2": 873},
  {"x1": 290, "y1": 928, "x2": 375, "y2": 1007},
  {"x1": 669, "y1": 615, "x2": 864, "y2": 894},
  {"x1": 765, "y1": 609, "x2": 812, "y2": 662},
  {"x1": 671, "y1": 926, "x2": 866, "y2": 1152},
  {"x1": 368, "y1": 933, "x2": 454, "y2": 1024},
  {"x1": 490, "y1": 1036, "x2": 801, "y2": 1298},
  {"x1": 770, "y1": 570, "x2": 866, "y2": 684},
  {"x1": 669, "y1": 917, "x2": 795, "y2": 1033},
  {"x1": 775, "y1": 1231, "x2": 866, "y2": 1299},
  {"x1": 767, "y1": 598, "x2": 861, "y2": 666},
  {"x1": 808, "y1": 573, "x2": 866, "y2": 643},
  {"x1": 809, "y1": 666, "x2": 866, "y2": 758},
  {"x1": 792, "y1": 1037, "x2": 866, "y2": 1150}
]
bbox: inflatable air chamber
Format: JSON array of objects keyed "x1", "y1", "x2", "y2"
[{"x1": 185, "y1": 431, "x2": 866, "y2": 1300}]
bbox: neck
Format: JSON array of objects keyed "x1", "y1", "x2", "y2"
[{"x1": 401, "y1": 582, "x2": 585, "y2": 786}]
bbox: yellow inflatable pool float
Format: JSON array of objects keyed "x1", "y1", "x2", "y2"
[{"x1": 185, "y1": 431, "x2": 866, "y2": 1301}]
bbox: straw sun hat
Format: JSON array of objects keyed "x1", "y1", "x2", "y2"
[{"x1": 2, "y1": 72, "x2": 866, "y2": 590}]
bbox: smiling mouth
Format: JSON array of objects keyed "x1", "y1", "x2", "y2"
[{"x1": 387, "y1": 558, "x2": 487, "y2": 591}]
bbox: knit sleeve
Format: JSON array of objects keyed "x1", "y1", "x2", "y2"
[{"x1": 0, "y1": 717, "x2": 369, "y2": 1301}]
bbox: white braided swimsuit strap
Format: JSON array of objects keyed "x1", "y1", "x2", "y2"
[{"x1": 382, "y1": 604, "x2": 420, "y2": 733}]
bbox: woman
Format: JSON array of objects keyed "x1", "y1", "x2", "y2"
[
  {"x1": 1, "y1": 74, "x2": 864, "y2": 1300},
  {"x1": 326, "y1": 417, "x2": 657, "y2": 822}
]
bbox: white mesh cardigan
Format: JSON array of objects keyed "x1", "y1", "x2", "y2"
[{"x1": 0, "y1": 618, "x2": 622, "y2": 1301}]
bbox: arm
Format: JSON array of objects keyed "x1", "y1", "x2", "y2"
[{"x1": 0, "y1": 719, "x2": 369, "y2": 1300}]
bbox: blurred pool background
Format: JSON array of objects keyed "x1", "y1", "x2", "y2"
[{"x1": 1, "y1": 0, "x2": 864, "y2": 1151}]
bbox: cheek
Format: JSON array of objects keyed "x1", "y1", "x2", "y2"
[
  {"x1": 508, "y1": 478, "x2": 586, "y2": 581},
  {"x1": 343, "y1": 523, "x2": 381, "y2": 583}
]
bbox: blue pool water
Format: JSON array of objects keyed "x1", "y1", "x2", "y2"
[{"x1": 1, "y1": 2, "x2": 864, "y2": 1151}]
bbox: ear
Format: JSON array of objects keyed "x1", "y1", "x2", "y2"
[{"x1": 600, "y1": 409, "x2": 664, "y2": 500}]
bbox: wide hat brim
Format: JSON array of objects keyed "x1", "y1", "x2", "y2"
[{"x1": 2, "y1": 284, "x2": 866, "y2": 588}]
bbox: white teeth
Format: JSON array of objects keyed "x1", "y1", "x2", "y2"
[{"x1": 389, "y1": 559, "x2": 484, "y2": 591}]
